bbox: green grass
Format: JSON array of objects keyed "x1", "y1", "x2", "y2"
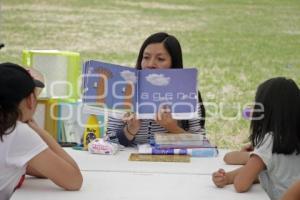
[{"x1": 1, "y1": 0, "x2": 300, "y2": 149}]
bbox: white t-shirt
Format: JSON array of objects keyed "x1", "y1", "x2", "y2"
[
  {"x1": 251, "y1": 133, "x2": 300, "y2": 200},
  {"x1": 0, "y1": 121, "x2": 48, "y2": 200}
]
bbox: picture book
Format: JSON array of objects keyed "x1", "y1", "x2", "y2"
[{"x1": 82, "y1": 60, "x2": 199, "y2": 119}]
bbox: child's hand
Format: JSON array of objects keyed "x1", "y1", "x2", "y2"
[{"x1": 212, "y1": 169, "x2": 228, "y2": 188}]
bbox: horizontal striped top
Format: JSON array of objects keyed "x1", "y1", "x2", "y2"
[{"x1": 106, "y1": 104, "x2": 205, "y2": 146}]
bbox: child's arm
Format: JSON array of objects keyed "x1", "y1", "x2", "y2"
[
  {"x1": 233, "y1": 154, "x2": 265, "y2": 192},
  {"x1": 26, "y1": 120, "x2": 83, "y2": 190},
  {"x1": 212, "y1": 155, "x2": 263, "y2": 191},
  {"x1": 212, "y1": 167, "x2": 243, "y2": 188},
  {"x1": 223, "y1": 151, "x2": 250, "y2": 165},
  {"x1": 223, "y1": 143, "x2": 253, "y2": 165},
  {"x1": 281, "y1": 181, "x2": 300, "y2": 200}
]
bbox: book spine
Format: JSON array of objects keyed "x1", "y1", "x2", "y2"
[{"x1": 141, "y1": 147, "x2": 218, "y2": 157}]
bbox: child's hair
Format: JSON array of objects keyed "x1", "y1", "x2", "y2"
[
  {"x1": 249, "y1": 77, "x2": 300, "y2": 154},
  {"x1": 0, "y1": 62, "x2": 44, "y2": 141}
]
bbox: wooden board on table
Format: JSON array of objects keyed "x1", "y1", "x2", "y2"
[{"x1": 129, "y1": 153, "x2": 190, "y2": 163}]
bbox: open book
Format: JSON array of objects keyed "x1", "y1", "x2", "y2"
[{"x1": 82, "y1": 60, "x2": 199, "y2": 119}]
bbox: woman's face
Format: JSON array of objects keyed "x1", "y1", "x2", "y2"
[{"x1": 141, "y1": 43, "x2": 172, "y2": 69}]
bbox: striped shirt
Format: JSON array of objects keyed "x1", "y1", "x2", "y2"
[{"x1": 106, "y1": 104, "x2": 205, "y2": 146}]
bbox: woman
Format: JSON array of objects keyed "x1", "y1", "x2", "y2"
[{"x1": 107, "y1": 32, "x2": 206, "y2": 146}]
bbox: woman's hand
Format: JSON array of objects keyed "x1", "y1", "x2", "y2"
[
  {"x1": 156, "y1": 109, "x2": 177, "y2": 128},
  {"x1": 155, "y1": 106, "x2": 184, "y2": 133},
  {"x1": 123, "y1": 112, "x2": 140, "y2": 137},
  {"x1": 212, "y1": 169, "x2": 228, "y2": 188}
]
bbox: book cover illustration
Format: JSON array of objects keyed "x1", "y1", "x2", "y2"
[
  {"x1": 83, "y1": 60, "x2": 137, "y2": 114},
  {"x1": 83, "y1": 60, "x2": 198, "y2": 119},
  {"x1": 137, "y1": 68, "x2": 198, "y2": 119}
]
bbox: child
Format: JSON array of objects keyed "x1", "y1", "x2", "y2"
[
  {"x1": 0, "y1": 63, "x2": 83, "y2": 199},
  {"x1": 212, "y1": 77, "x2": 300, "y2": 200}
]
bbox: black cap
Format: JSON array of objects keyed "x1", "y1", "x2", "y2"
[{"x1": 0, "y1": 62, "x2": 44, "y2": 103}]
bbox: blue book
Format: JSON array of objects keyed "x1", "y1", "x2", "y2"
[
  {"x1": 82, "y1": 60, "x2": 199, "y2": 119},
  {"x1": 138, "y1": 144, "x2": 218, "y2": 157}
]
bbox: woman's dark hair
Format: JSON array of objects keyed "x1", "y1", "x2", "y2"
[
  {"x1": 249, "y1": 77, "x2": 300, "y2": 154},
  {"x1": 0, "y1": 63, "x2": 36, "y2": 141},
  {"x1": 135, "y1": 32, "x2": 206, "y2": 130},
  {"x1": 135, "y1": 32, "x2": 183, "y2": 69}
]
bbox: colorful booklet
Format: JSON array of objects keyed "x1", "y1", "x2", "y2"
[
  {"x1": 82, "y1": 60, "x2": 199, "y2": 119},
  {"x1": 138, "y1": 144, "x2": 218, "y2": 157}
]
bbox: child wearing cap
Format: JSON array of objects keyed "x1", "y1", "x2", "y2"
[{"x1": 0, "y1": 62, "x2": 83, "y2": 199}]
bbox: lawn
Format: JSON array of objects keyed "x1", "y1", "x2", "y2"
[{"x1": 1, "y1": 0, "x2": 300, "y2": 148}]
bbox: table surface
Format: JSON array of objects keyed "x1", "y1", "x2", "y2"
[
  {"x1": 63, "y1": 148, "x2": 240, "y2": 175},
  {"x1": 11, "y1": 148, "x2": 269, "y2": 200}
]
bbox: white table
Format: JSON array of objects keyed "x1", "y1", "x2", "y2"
[
  {"x1": 12, "y1": 171, "x2": 269, "y2": 200},
  {"x1": 11, "y1": 148, "x2": 269, "y2": 200},
  {"x1": 63, "y1": 148, "x2": 240, "y2": 175}
]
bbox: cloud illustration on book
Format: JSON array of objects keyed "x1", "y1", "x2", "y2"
[
  {"x1": 120, "y1": 70, "x2": 137, "y2": 83},
  {"x1": 145, "y1": 74, "x2": 170, "y2": 86}
]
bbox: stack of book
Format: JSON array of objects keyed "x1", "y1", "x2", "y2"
[{"x1": 138, "y1": 133, "x2": 218, "y2": 157}]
